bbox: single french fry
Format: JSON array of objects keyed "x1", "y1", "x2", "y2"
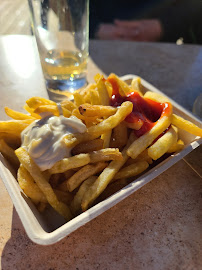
[
  {"x1": 101, "y1": 130, "x2": 112, "y2": 148},
  {"x1": 64, "y1": 101, "x2": 133, "y2": 148},
  {"x1": 33, "y1": 105, "x2": 56, "y2": 116},
  {"x1": 71, "y1": 139, "x2": 104, "y2": 155},
  {"x1": 18, "y1": 165, "x2": 47, "y2": 203},
  {"x1": 171, "y1": 114, "x2": 202, "y2": 137},
  {"x1": 90, "y1": 89, "x2": 100, "y2": 105},
  {"x1": 73, "y1": 92, "x2": 85, "y2": 106},
  {"x1": 18, "y1": 165, "x2": 73, "y2": 205},
  {"x1": 89, "y1": 148, "x2": 123, "y2": 163},
  {"x1": 131, "y1": 77, "x2": 143, "y2": 96},
  {"x1": 113, "y1": 160, "x2": 149, "y2": 180},
  {"x1": 63, "y1": 132, "x2": 100, "y2": 149},
  {"x1": 26, "y1": 96, "x2": 56, "y2": 109},
  {"x1": 96, "y1": 77, "x2": 113, "y2": 148},
  {"x1": 148, "y1": 126, "x2": 177, "y2": 160},
  {"x1": 0, "y1": 139, "x2": 20, "y2": 168},
  {"x1": 34, "y1": 105, "x2": 71, "y2": 118},
  {"x1": 23, "y1": 104, "x2": 41, "y2": 119},
  {"x1": 108, "y1": 73, "x2": 131, "y2": 96},
  {"x1": 72, "y1": 109, "x2": 99, "y2": 124},
  {"x1": 0, "y1": 119, "x2": 34, "y2": 136},
  {"x1": 49, "y1": 153, "x2": 91, "y2": 174},
  {"x1": 15, "y1": 147, "x2": 72, "y2": 220},
  {"x1": 67, "y1": 162, "x2": 107, "y2": 192},
  {"x1": 79, "y1": 104, "x2": 117, "y2": 117},
  {"x1": 167, "y1": 139, "x2": 185, "y2": 153},
  {"x1": 61, "y1": 99, "x2": 77, "y2": 111},
  {"x1": 105, "y1": 80, "x2": 113, "y2": 98},
  {"x1": 81, "y1": 134, "x2": 134, "y2": 211},
  {"x1": 94, "y1": 75, "x2": 113, "y2": 148},
  {"x1": 96, "y1": 75, "x2": 110, "y2": 105},
  {"x1": 4, "y1": 107, "x2": 36, "y2": 120},
  {"x1": 144, "y1": 91, "x2": 171, "y2": 103},
  {"x1": 71, "y1": 176, "x2": 97, "y2": 215},
  {"x1": 127, "y1": 104, "x2": 172, "y2": 159}
]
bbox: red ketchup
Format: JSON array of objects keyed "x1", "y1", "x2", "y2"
[{"x1": 108, "y1": 77, "x2": 171, "y2": 137}]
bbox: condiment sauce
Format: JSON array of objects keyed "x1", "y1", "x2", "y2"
[
  {"x1": 108, "y1": 77, "x2": 171, "y2": 137},
  {"x1": 21, "y1": 115, "x2": 86, "y2": 171}
]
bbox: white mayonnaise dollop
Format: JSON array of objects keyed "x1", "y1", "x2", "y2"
[{"x1": 21, "y1": 115, "x2": 86, "y2": 171}]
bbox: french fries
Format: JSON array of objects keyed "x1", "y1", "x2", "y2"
[
  {"x1": 113, "y1": 161, "x2": 149, "y2": 180},
  {"x1": 49, "y1": 153, "x2": 91, "y2": 174},
  {"x1": 70, "y1": 176, "x2": 97, "y2": 215},
  {"x1": 0, "y1": 73, "x2": 201, "y2": 223},
  {"x1": 15, "y1": 147, "x2": 73, "y2": 220},
  {"x1": 108, "y1": 73, "x2": 131, "y2": 96},
  {"x1": 63, "y1": 101, "x2": 133, "y2": 148},
  {"x1": 171, "y1": 114, "x2": 202, "y2": 137},
  {"x1": 127, "y1": 106, "x2": 172, "y2": 159},
  {"x1": 49, "y1": 148, "x2": 123, "y2": 174},
  {"x1": 0, "y1": 139, "x2": 19, "y2": 169},
  {"x1": 26, "y1": 96, "x2": 56, "y2": 109},
  {"x1": 81, "y1": 134, "x2": 134, "y2": 210},
  {"x1": 34, "y1": 105, "x2": 71, "y2": 118},
  {"x1": 167, "y1": 139, "x2": 185, "y2": 153},
  {"x1": 79, "y1": 104, "x2": 117, "y2": 117},
  {"x1": 67, "y1": 162, "x2": 107, "y2": 192},
  {"x1": 18, "y1": 164, "x2": 47, "y2": 204},
  {"x1": 89, "y1": 148, "x2": 123, "y2": 163},
  {"x1": 0, "y1": 119, "x2": 34, "y2": 136},
  {"x1": 131, "y1": 77, "x2": 143, "y2": 96},
  {"x1": 147, "y1": 126, "x2": 178, "y2": 160},
  {"x1": 4, "y1": 107, "x2": 36, "y2": 120}
]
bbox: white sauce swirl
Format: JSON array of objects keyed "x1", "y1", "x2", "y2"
[{"x1": 21, "y1": 115, "x2": 86, "y2": 171}]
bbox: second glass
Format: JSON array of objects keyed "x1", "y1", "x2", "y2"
[{"x1": 28, "y1": 0, "x2": 89, "y2": 101}]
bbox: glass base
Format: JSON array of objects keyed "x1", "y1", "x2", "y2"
[{"x1": 46, "y1": 77, "x2": 87, "y2": 102}]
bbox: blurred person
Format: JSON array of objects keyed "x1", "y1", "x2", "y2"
[{"x1": 90, "y1": 0, "x2": 202, "y2": 44}]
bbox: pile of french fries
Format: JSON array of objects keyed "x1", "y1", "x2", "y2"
[{"x1": 0, "y1": 73, "x2": 202, "y2": 221}]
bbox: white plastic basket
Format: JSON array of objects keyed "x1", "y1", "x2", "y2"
[{"x1": 0, "y1": 75, "x2": 201, "y2": 245}]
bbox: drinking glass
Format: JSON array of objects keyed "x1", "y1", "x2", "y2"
[{"x1": 28, "y1": 0, "x2": 89, "y2": 101}]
